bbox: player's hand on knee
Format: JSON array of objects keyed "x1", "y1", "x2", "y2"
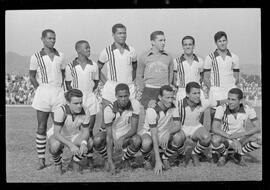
[
  {"x1": 70, "y1": 144, "x2": 80, "y2": 156},
  {"x1": 79, "y1": 143, "x2": 88, "y2": 156}
]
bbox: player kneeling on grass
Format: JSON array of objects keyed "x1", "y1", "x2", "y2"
[
  {"x1": 47, "y1": 89, "x2": 95, "y2": 174},
  {"x1": 211, "y1": 88, "x2": 261, "y2": 167},
  {"x1": 93, "y1": 83, "x2": 142, "y2": 175},
  {"x1": 139, "y1": 85, "x2": 184, "y2": 175}
]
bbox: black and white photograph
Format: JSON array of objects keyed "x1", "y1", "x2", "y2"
[{"x1": 5, "y1": 8, "x2": 262, "y2": 182}]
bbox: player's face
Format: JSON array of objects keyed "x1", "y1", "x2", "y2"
[
  {"x1": 116, "y1": 90, "x2": 130, "y2": 108},
  {"x1": 187, "y1": 87, "x2": 201, "y2": 104},
  {"x1": 79, "y1": 43, "x2": 91, "y2": 57},
  {"x1": 159, "y1": 90, "x2": 174, "y2": 108},
  {"x1": 152, "y1": 35, "x2": 166, "y2": 51},
  {"x1": 42, "y1": 32, "x2": 56, "y2": 49},
  {"x1": 215, "y1": 36, "x2": 228, "y2": 51},
  {"x1": 113, "y1": 28, "x2": 127, "y2": 45},
  {"x1": 227, "y1": 93, "x2": 240, "y2": 110},
  {"x1": 182, "y1": 39, "x2": 194, "y2": 55},
  {"x1": 68, "y1": 96, "x2": 83, "y2": 114}
]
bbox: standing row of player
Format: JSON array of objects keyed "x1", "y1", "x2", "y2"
[{"x1": 29, "y1": 23, "x2": 261, "y2": 175}]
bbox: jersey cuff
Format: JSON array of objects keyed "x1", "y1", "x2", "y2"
[
  {"x1": 173, "y1": 117, "x2": 181, "y2": 121},
  {"x1": 213, "y1": 118, "x2": 221, "y2": 122},
  {"x1": 233, "y1": 69, "x2": 240, "y2": 72},
  {"x1": 132, "y1": 113, "x2": 139, "y2": 118},
  {"x1": 53, "y1": 121, "x2": 64, "y2": 126},
  {"x1": 132, "y1": 61, "x2": 137, "y2": 64},
  {"x1": 203, "y1": 69, "x2": 211, "y2": 72},
  {"x1": 149, "y1": 124, "x2": 157, "y2": 128},
  {"x1": 250, "y1": 117, "x2": 258, "y2": 122},
  {"x1": 97, "y1": 60, "x2": 105, "y2": 66},
  {"x1": 82, "y1": 123, "x2": 90, "y2": 128},
  {"x1": 105, "y1": 122, "x2": 113, "y2": 127}
]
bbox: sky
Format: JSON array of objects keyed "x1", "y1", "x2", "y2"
[{"x1": 5, "y1": 8, "x2": 261, "y2": 65}]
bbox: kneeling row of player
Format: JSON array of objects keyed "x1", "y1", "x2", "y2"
[{"x1": 47, "y1": 82, "x2": 261, "y2": 175}]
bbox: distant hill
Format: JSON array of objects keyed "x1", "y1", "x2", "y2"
[{"x1": 5, "y1": 51, "x2": 261, "y2": 77}]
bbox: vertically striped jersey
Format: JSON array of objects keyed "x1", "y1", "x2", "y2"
[
  {"x1": 213, "y1": 104, "x2": 258, "y2": 135},
  {"x1": 65, "y1": 58, "x2": 99, "y2": 94},
  {"x1": 29, "y1": 48, "x2": 65, "y2": 87},
  {"x1": 104, "y1": 99, "x2": 140, "y2": 140},
  {"x1": 173, "y1": 54, "x2": 203, "y2": 88},
  {"x1": 203, "y1": 49, "x2": 239, "y2": 88},
  {"x1": 98, "y1": 43, "x2": 137, "y2": 85}
]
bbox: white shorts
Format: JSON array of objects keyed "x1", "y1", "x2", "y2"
[
  {"x1": 83, "y1": 91, "x2": 99, "y2": 115},
  {"x1": 101, "y1": 81, "x2": 136, "y2": 103},
  {"x1": 32, "y1": 84, "x2": 65, "y2": 112},
  {"x1": 182, "y1": 123, "x2": 204, "y2": 138},
  {"x1": 139, "y1": 127, "x2": 170, "y2": 146},
  {"x1": 209, "y1": 86, "x2": 236, "y2": 108},
  {"x1": 47, "y1": 126, "x2": 80, "y2": 143},
  {"x1": 176, "y1": 88, "x2": 206, "y2": 101}
]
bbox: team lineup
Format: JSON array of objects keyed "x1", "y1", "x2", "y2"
[{"x1": 29, "y1": 23, "x2": 261, "y2": 176}]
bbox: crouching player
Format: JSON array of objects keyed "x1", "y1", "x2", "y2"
[
  {"x1": 93, "y1": 83, "x2": 142, "y2": 175},
  {"x1": 47, "y1": 89, "x2": 96, "y2": 174},
  {"x1": 211, "y1": 88, "x2": 261, "y2": 167},
  {"x1": 139, "y1": 85, "x2": 185, "y2": 175}
]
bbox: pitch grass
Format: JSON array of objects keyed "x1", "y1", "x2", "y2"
[{"x1": 6, "y1": 106, "x2": 262, "y2": 182}]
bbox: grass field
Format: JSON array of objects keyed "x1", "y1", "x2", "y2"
[{"x1": 6, "y1": 105, "x2": 262, "y2": 182}]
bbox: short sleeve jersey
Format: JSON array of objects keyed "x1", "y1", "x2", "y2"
[
  {"x1": 104, "y1": 99, "x2": 140, "y2": 139},
  {"x1": 98, "y1": 43, "x2": 137, "y2": 84},
  {"x1": 30, "y1": 48, "x2": 65, "y2": 87},
  {"x1": 203, "y1": 49, "x2": 239, "y2": 88},
  {"x1": 53, "y1": 104, "x2": 90, "y2": 139},
  {"x1": 213, "y1": 104, "x2": 258, "y2": 135},
  {"x1": 65, "y1": 58, "x2": 99, "y2": 93},
  {"x1": 143, "y1": 102, "x2": 180, "y2": 136},
  {"x1": 173, "y1": 54, "x2": 203, "y2": 88}
]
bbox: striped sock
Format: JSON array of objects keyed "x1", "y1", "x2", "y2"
[
  {"x1": 241, "y1": 141, "x2": 260, "y2": 155},
  {"x1": 177, "y1": 144, "x2": 185, "y2": 156},
  {"x1": 36, "y1": 133, "x2": 46, "y2": 159},
  {"x1": 73, "y1": 154, "x2": 86, "y2": 162},
  {"x1": 140, "y1": 148, "x2": 151, "y2": 161},
  {"x1": 122, "y1": 145, "x2": 138, "y2": 160},
  {"x1": 211, "y1": 143, "x2": 227, "y2": 156},
  {"x1": 162, "y1": 144, "x2": 178, "y2": 160},
  {"x1": 98, "y1": 146, "x2": 108, "y2": 159},
  {"x1": 52, "y1": 154, "x2": 62, "y2": 166},
  {"x1": 192, "y1": 141, "x2": 208, "y2": 155}
]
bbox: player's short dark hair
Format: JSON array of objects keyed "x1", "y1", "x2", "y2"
[
  {"x1": 159, "y1": 85, "x2": 173, "y2": 96},
  {"x1": 150, "y1": 31, "x2": 164, "y2": 41},
  {"x1": 41, "y1": 29, "x2": 55, "y2": 38},
  {"x1": 182, "y1": 36, "x2": 195, "y2": 45},
  {"x1": 214, "y1": 31, "x2": 227, "y2": 42},
  {"x1": 75, "y1": 40, "x2": 89, "y2": 51},
  {"x1": 64, "y1": 89, "x2": 83, "y2": 102},
  {"x1": 112, "y1": 23, "x2": 126, "y2": 34},
  {"x1": 228, "y1": 88, "x2": 243, "y2": 100},
  {"x1": 186, "y1": 82, "x2": 201, "y2": 94},
  {"x1": 115, "y1": 83, "x2": 130, "y2": 94}
]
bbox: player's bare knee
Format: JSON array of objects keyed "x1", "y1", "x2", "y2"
[
  {"x1": 37, "y1": 124, "x2": 47, "y2": 135},
  {"x1": 48, "y1": 137, "x2": 62, "y2": 154},
  {"x1": 131, "y1": 134, "x2": 142, "y2": 149},
  {"x1": 87, "y1": 137, "x2": 94, "y2": 149},
  {"x1": 141, "y1": 134, "x2": 153, "y2": 151},
  {"x1": 200, "y1": 132, "x2": 211, "y2": 145},
  {"x1": 211, "y1": 134, "x2": 222, "y2": 147},
  {"x1": 172, "y1": 131, "x2": 186, "y2": 146},
  {"x1": 93, "y1": 132, "x2": 106, "y2": 150}
]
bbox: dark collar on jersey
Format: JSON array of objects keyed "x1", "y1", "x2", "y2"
[
  {"x1": 155, "y1": 100, "x2": 175, "y2": 114},
  {"x1": 182, "y1": 97, "x2": 202, "y2": 108},
  {"x1": 72, "y1": 57, "x2": 93, "y2": 67},
  {"x1": 111, "y1": 42, "x2": 130, "y2": 51},
  {"x1": 224, "y1": 103, "x2": 246, "y2": 115},
  {"x1": 64, "y1": 104, "x2": 85, "y2": 115},
  {"x1": 40, "y1": 48, "x2": 60, "y2": 57},
  {"x1": 147, "y1": 48, "x2": 168, "y2": 56},
  {"x1": 112, "y1": 100, "x2": 133, "y2": 113},
  {"x1": 213, "y1": 49, "x2": 232, "y2": 58},
  {"x1": 179, "y1": 54, "x2": 199, "y2": 62}
]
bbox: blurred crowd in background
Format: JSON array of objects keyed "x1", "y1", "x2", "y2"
[{"x1": 5, "y1": 73, "x2": 262, "y2": 106}]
